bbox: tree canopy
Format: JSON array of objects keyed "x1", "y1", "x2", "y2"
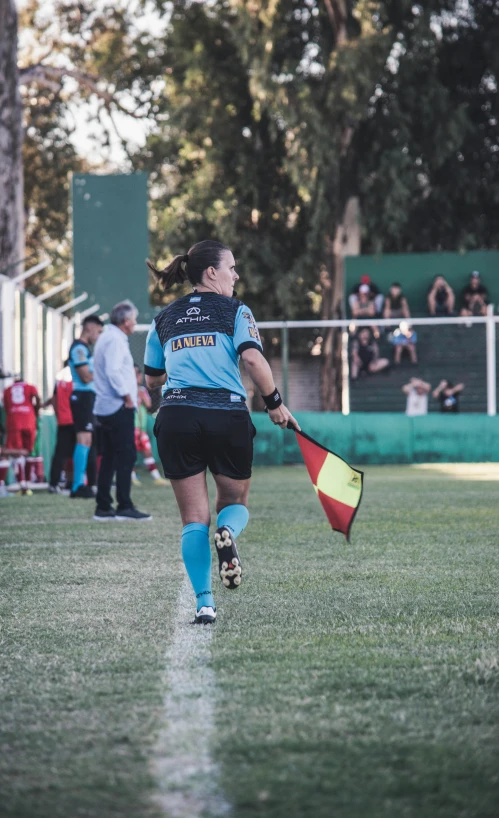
[{"x1": 10, "y1": 0, "x2": 499, "y2": 314}]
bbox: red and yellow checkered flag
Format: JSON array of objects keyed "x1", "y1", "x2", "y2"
[{"x1": 295, "y1": 429, "x2": 363, "y2": 541}]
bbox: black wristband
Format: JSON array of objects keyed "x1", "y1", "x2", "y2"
[{"x1": 262, "y1": 388, "x2": 282, "y2": 410}]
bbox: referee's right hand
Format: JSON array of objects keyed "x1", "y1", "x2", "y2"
[{"x1": 268, "y1": 404, "x2": 301, "y2": 431}]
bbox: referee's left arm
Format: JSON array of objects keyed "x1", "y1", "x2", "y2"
[{"x1": 241, "y1": 347, "x2": 300, "y2": 431}]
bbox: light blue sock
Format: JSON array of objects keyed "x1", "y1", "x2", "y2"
[
  {"x1": 181, "y1": 523, "x2": 215, "y2": 611},
  {"x1": 217, "y1": 504, "x2": 249, "y2": 539},
  {"x1": 72, "y1": 444, "x2": 90, "y2": 491}
]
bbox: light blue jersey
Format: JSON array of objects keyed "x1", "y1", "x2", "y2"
[
  {"x1": 68, "y1": 340, "x2": 95, "y2": 392},
  {"x1": 144, "y1": 292, "x2": 263, "y2": 409}
]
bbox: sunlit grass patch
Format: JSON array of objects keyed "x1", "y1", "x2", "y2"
[{"x1": 413, "y1": 462, "x2": 499, "y2": 480}]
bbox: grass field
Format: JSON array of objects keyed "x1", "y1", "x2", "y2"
[{"x1": 1, "y1": 464, "x2": 498, "y2": 818}]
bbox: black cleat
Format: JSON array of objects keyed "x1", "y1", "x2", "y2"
[
  {"x1": 214, "y1": 526, "x2": 242, "y2": 589},
  {"x1": 115, "y1": 506, "x2": 152, "y2": 521},
  {"x1": 192, "y1": 606, "x2": 217, "y2": 625},
  {"x1": 93, "y1": 508, "x2": 116, "y2": 522},
  {"x1": 70, "y1": 485, "x2": 95, "y2": 499}
]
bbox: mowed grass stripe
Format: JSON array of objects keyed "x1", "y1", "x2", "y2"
[
  {"x1": 152, "y1": 575, "x2": 230, "y2": 818},
  {"x1": 211, "y1": 466, "x2": 499, "y2": 818},
  {"x1": 0, "y1": 484, "x2": 183, "y2": 818}
]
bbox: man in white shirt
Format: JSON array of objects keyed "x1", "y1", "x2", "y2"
[
  {"x1": 402, "y1": 377, "x2": 431, "y2": 417},
  {"x1": 93, "y1": 300, "x2": 151, "y2": 521}
]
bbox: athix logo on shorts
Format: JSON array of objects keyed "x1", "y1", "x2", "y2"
[
  {"x1": 172, "y1": 334, "x2": 217, "y2": 351},
  {"x1": 175, "y1": 306, "x2": 211, "y2": 324},
  {"x1": 165, "y1": 389, "x2": 186, "y2": 400}
]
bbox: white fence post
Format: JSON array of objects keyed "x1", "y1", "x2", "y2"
[
  {"x1": 486, "y1": 304, "x2": 496, "y2": 417},
  {"x1": 341, "y1": 331, "x2": 350, "y2": 416},
  {"x1": 0, "y1": 275, "x2": 16, "y2": 381}
]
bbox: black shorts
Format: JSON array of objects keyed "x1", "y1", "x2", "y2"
[
  {"x1": 154, "y1": 406, "x2": 256, "y2": 480},
  {"x1": 70, "y1": 391, "x2": 95, "y2": 433}
]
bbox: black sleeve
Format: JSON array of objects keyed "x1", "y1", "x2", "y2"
[
  {"x1": 237, "y1": 341, "x2": 264, "y2": 356},
  {"x1": 144, "y1": 364, "x2": 166, "y2": 376}
]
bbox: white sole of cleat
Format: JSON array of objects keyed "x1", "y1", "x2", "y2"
[{"x1": 193, "y1": 606, "x2": 217, "y2": 625}]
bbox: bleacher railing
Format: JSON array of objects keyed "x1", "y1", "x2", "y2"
[
  {"x1": 136, "y1": 308, "x2": 498, "y2": 416},
  {"x1": 2, "y1": 279, "x2": 495, "y2": 414}
]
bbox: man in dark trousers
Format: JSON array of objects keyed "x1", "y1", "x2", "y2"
[{"x1": 92, "y1": 301, "x2": 151, "y2": 521}]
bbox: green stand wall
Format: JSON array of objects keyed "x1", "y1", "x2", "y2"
[{"x1": 344, "y1": 250, "x2": 499, "y2": 315}]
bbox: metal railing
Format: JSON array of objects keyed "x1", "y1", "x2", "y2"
[{"x1": 137, "y1": 307, "x2": 498, "y2": 416}]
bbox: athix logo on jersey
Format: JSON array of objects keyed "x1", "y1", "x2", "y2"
[
  {"x1": 172, "y1": 334, "x2": 217, "y2": 351},
  {"x1": 175, "y1": 306, "x2": 211, "y2": 324}
]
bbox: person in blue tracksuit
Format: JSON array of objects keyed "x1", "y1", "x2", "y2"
[{"x1": 145, "y1": 239, "x2": 299, "y2": 624}]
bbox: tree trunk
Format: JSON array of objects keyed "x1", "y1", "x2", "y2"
[
  {"x1": 0, "y1": 0, "x2": 24, "y2": 277},
  {"x1": 319, "y1": 197, "x2": 360, "y2": 411}
]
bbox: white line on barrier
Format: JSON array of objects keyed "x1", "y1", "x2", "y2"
[{"x1": 152, "y1": 575, "x2": 230, "y2": 818}]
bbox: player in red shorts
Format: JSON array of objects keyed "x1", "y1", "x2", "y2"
[
  {"x1": 131, "y1": 366, "x2": 169, "y2": 486},
  {"x1": 3, "y1": 378, "x2": 40, "y2": 494}
]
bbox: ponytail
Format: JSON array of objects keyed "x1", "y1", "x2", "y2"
[
  {"x1": 147, "y1": 239, "x2": 230, "y2": 292},
  {"x1": 146, "y1": 254, "x2": 189, "y2": 291}
]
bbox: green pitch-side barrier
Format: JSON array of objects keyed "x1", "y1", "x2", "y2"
[
  {"x1": 35, "y1": 413, "x2": 499, "y2": 478},
  {"x1": 250, "y1": 412, "x2": 499, "y2": 465}
]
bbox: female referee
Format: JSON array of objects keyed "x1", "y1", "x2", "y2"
[{"x1": 144, "y1": 240, "x2": 299, "y2": 624}]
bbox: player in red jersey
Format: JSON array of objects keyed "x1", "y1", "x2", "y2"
[
  {"x1": 43, "y1": 369, "x2": 75, "y2": 493},
  {"x1": 3, "y1": 378, "x2": 40, "y2": 451},
  {"x1": 3, "y1": 378, "x2": 40, "y2": 493},
  {"x1": 43, "y1": 368, "x2": 98, "y2": 493}
]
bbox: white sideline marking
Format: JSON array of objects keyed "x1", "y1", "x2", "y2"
[{"x1": 152, "y1": 575, "x2": 230, "y2": 818}]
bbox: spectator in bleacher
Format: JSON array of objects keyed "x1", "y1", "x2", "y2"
[
  {"x1": 383, "y1": 283, "x2": 410, "y2": 320},
  {"x1": 402, "y1": 377, "x2": 431, "y2": 416},
  {"x1": 350, "y1": 328, "x2": 390, "y2": 380},
  {"x1": 432, "y1": 379, "x2": 465, "y2": 413},
  {"x1": 350, "y1": 284, "x2": 376, "y2": 319},
  {"x1": 390, "y1": 321, "x2": 418, "y2": 365},
  {"x1": 427, "y1": 275, "x2": 455, "y2": 316},
  {"x1": 460, "y1": 271, "x2": 489, "y2": 317},
  {"x1": 349, "y1": 274, "x2": 384, "y2": 317}
]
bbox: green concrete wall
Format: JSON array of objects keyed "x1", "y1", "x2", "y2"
[
  {"x1": 250, "y1": 412, "x2": 499, "y2": 466},
  {"x1": 344, "y1": 251, "x2": 499, "y2": 315},
  {"x1": 35, "y1": 413, "x2": 499, "y2": 478}
]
